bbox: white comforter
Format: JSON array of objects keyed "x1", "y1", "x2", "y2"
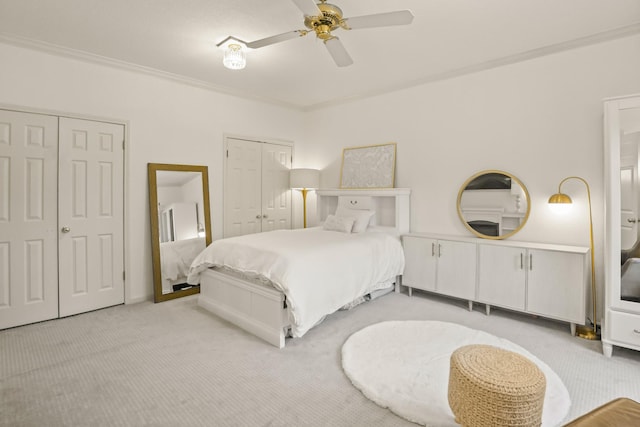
[
  {"x1": 161, "y1": 237, "x2": 206, "y2": 281},
  {"x1": 187, "y1": 227, "x2": 405, "y2": 338}
]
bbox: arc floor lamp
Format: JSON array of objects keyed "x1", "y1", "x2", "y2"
[
  {"x1": 290, "y1": 168, "x2": 320, "y2": 228},
  {"x1": 548, "y1": 176, "x2": 600, "y2": 340}
]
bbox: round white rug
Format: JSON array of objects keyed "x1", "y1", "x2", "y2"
[{"x1": 341, "y1": 321, "x2": 571, "y2": 427}]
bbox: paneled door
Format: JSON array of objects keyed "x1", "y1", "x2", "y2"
[
  {"x1": 261, "y1": 142, "x2": 292, "y2": 232},
  {"x1": 224, "y1": 137, "x2": 292, "y2": 238},
  {"x1": 224, "y1": 138, "x2": 262, "y2": 237},
  {"x1": 58, "y1": 117, "x2": 124, "y2": 317},
  {"x1": 0, "y1": 110, "x2": 59, "y2": 330}
]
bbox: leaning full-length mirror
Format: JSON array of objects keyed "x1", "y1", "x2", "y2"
[
  {"x1": 457, "y1": 170, "x2": 531, "y2": 240},
  {"x1": 148, "y1": 163, "x2": 212, "y2": 302}
]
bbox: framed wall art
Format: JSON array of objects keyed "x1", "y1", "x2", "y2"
[{"x1": 340, "y1": 143, "x2": 396, "y2": 189}]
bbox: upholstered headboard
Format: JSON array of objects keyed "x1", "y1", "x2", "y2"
[{"x1": 316, "y1": 188, "x2": 411, "y2": 234}]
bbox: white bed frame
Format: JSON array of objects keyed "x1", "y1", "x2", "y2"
[{"x1": 198, "y1": 188, "x2": 411, "y2": 348}]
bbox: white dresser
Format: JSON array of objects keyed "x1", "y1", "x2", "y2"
[{"x1": 402, "y1": 233, "x2": 590, "y2": 334}]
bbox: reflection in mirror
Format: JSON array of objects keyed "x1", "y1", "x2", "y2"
[
  {"x1": 619, "y1": 107, "x2": 640, "y2": 303},
  {"x1": 148, "y1": 163, "x2": 212, "y2": 303},
  {"x1": 457, "y1": 170, "x2": 530, "y2": 240}
]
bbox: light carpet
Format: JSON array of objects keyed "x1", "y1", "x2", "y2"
[{"x1": 341, "y1": 320, "x2": 571, "y2": 427}]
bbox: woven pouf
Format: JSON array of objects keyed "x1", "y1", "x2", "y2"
[{"x1": 448, "y1": 344, "x2": 546, "y2": 427}]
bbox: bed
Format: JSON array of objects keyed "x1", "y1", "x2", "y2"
[{"x1": 187, "y1": 188, "x2": 410, "y2": 348}]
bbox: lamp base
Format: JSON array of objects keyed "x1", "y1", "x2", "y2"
[{"x1": 575, "y1": 324, "x2": 601, "y2": 341}]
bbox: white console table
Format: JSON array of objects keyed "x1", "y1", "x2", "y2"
[{"x1": 402, "y1": 233, "x2": 590, "y2": 334}]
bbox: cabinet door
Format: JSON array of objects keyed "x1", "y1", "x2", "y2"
[
  {"x1": 437, "y1": 240, "x2": 476, "y2": 300},
  {"x1": 478, "y1": 245, "x2": 526, "y2": 310},
  {"x1": 527, "y1": 249, "x2": 586, "y2": 323},
  {"x1": 402, "y1": 236, "x2": 437, "y2": 291}
]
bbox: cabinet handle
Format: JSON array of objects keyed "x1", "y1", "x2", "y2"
[
  {"x1": 431, "y1": 242, "x2": 435, "y2": 257},
  {"x1": 256, "y1": 215, "x2": 262, "y2": 219},
  {"x1": 529, "y1": 254, "x2": 533, "y2": 270},
  {"x1": 520, "y1": 253, "x2": 523, "y2": 269},
  {"x1": 438, "y1": 244, "x2": 442, "y2": 257},
  {"x1": 263, "y1": 214, "x2": 268, "y2": 219},
  {"x1": 634, "y1": 329, "x2": 640, "y2": 334},
  {"x1": 628, "y1": 218, "x2": 637, "y2": 223}
]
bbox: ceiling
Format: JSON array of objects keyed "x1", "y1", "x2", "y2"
[{"x1": 0, "y1": 0, "x2": 639, "y2": 111}]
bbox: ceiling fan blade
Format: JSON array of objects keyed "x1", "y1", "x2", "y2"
[
  {"x1": 324, "y1": 37, "x2": 353, "y2": 67},
  {"x1": 291, "y1": 0, "x2": 322, "y2": 17},
  {"x1": 343, "y1": 10, "x2": 414, "y2": 30},
  {"x1": 246, "y1": 30, "x2": 307, "y2": 49}
]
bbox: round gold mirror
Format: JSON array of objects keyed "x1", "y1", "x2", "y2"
[{"x1": 456, "y1": 170, "x2": 530, "y2": 240}]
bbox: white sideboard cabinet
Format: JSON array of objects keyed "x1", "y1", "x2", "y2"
[
  {"x1": 402, "y1": 233, "x2": 590, "y2": 334},
  {"x1": 403, "y1": 236, "x2": 476, "y2": 308}
]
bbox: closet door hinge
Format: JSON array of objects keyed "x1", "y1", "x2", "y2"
[
  {"x1": 226, "y1": 149, "x2": 229, "y2": 158},
  {"x1": 122, "y1": 140, "x2": 125, "y2": 150},
  {"x1": 123, "y1": 271, "x2": 126, "y2": 281}
]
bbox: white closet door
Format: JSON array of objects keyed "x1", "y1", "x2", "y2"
[
  {"x1": 58, "y1": 118, "x2": 124, "y2": 317},
  {"x1": 261, "y1": 143, "x2": 291, "y2": 231},
  {"x1": 0, "y1": 110, "x2": 59, "y2": 330},
  {"x1": 224, "y1": 138, "x2": 263, "y2": 237}
]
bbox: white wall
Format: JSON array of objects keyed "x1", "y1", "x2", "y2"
[
  {"x1": 2, "y1": 34, "x2": 640, "y2": 318},
  {"x1": 304, "y1": 35, "x2": 640, "y2": 320},
  {"x1": 0, "y1": 42, "x2": 305, "y2": 303}
]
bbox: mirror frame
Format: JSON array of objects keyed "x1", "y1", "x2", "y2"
[
  {"x1": 456, "y1": 169, "x2": 531, "y2": 240},
  {"x1": 148, "y1": 163, "x2": 212, "y2": 302}
]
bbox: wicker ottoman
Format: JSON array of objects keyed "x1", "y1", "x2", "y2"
[{"x1": 448, "y1": 344, "x2": 546, "y2": 427}]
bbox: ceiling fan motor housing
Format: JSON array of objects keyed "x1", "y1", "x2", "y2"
[{"x1": 304, "y1": 2, "x2": 344, "y2": 40}]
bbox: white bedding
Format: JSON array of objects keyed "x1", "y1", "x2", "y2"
[
  {"x1": 161, "y1": 237, "x2": 206, "y2": 282},
  {"x1": 187, "y1": 227, "x2": 405, "y2": 337}
]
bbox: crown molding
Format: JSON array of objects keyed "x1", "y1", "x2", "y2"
[
  {"x1": 0, "y1": 32, "x2": 302, "y2": 111},
  {"x1": 303, "y1": 22, "x2": 640, "y2": 112},
  {"x1": 2, "y1": 22, "x2": 639, "y2": 113}
]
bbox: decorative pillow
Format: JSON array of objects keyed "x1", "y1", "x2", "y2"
[
  {"x1": 335, "y1": 206, "x2": 375, "y2": 233},
  {"x1": 323, "y1": 214, "x2": 355, "y2": 233}
]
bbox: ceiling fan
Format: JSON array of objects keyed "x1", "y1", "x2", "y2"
[{"x1": 244, "y1": 0, "x2": 414, "y2": 67}]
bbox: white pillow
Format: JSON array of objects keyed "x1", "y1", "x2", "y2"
[
  {"x1": 323, "y1": 214, "x2": 355, "y2": 233},
  {"x1": 335, "y1": 206, "x2": 375, "y2": 233}
]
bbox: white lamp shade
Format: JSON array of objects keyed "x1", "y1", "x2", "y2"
[{"x1": 290, "y1": 168, "x2": 320, "y2": 189}]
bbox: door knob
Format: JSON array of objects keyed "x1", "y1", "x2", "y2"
[
  {"x1": 61, "y1": 226, "x2": 71, "y2": 233},
  {"x1": 628, "y1": 218, "x2": 637, "y2": 223},
  {"x1": 262, "y1": 214, "x2": 268, "y2": 219},
  {"x1": 255, "y1": 215, "x2": 262, "y2": 219}
]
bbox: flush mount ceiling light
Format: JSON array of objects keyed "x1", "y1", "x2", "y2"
[{"x1": 216, "y1": 37, "x2": 247, "y2": 70}]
